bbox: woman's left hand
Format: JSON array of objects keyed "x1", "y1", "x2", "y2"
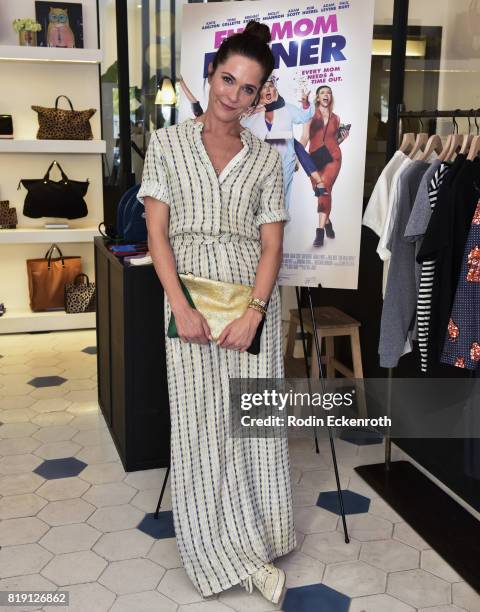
[
  {"x1": 338, "y1": 127, "x2": 350, "y2": 143},
  {"x1": 217, "y1": 308, "x2": 264, "y2": 352}
]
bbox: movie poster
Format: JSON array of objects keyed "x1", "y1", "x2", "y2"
[{"x1": 179, "y1": 0, "x2": 374, "y2": 289}]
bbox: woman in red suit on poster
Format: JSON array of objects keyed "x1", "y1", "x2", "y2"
[{"x1": 299, "y1": 85, "x2": 349, "y2": 247}]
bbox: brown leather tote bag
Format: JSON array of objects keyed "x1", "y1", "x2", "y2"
[{"x1": 27, "y1": 244, "x2": 82, "y2": 312}]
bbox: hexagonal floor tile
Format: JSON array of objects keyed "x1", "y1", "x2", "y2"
[
  {"x1": 0, "y1": 543, "x2": 52, "y2": 578},
  {"x1": 349, "y1": 593, "x2": 415, "y2": 612},
  {"x1": 340, "y1": 429, "x2": 383, "y2": 446},
  {"x1": 0, "y1": 453, "x2": 43, "y2": 475},
  {"x1": 301, "y1": 531, "x2": 361, "y2": 564},
  {"x1": 39, "y1": 523, "x2": 102, "y2": 554},
  {"x1": 78, "y1": 461, "x2": 127, "y2": 484},
  {"x1": 31, "y1": 411, "x2": 75, "y2": 427},
  {"x1": 0, "y1": 572, "x2": 57, "y2": 595},
  {"x1": 34, "y1": 440, "x2": 82, "y2": 460},
  {"x1": 157, "y1": 567, "x2": 204, "y2": 605},
  {"x1": 275, "y1": 550, "x2": 325, "y2": 589},
  {"x1": 110, "y1": 590, "x2": 178, "y2": 612},
  {"x1": 0, "y1": 436, "x2": 41, "y2": 455},
  {"x1": 32, "y1": 425, "x2": 76, "y2": 443},
  {"x1": 137, "y1": 511, "x2": 176, "y2": 539},
  {"x1": 420, "y1": 549, "x2": 461, "y2": 583},
  {"x1": 317, "y1": 489, "x2": 370, "y2": 515},
  {"x1": 88, "y1": 504, "x2": 145, "y2": 532},
  {"x1": 324, "y1": 560, "x2": 386, "y2": 598},
  {"x1": 36, "y1": 476, "x2": 90, "y2": 501},
  {"x1": 82, "y1": 481, "x2": 136, "y2": 507},
  {"x1": 28, "y1": 376, "x2": 67, "y2": 388},
  {"x1": 0, "y1": 472, "x2": 44, "y2": 495},
  {"x1": 0, "y1": 408, "x2": 35, "y2": 423},
  {"x1": 393, "y1": 523, "x2": 430, "y2": 551},
  {"x1": 0, "y1": 422, "x2": 39, "y2": 438},
  {"x1": 43, "y1": 581, "x2": 115, "y2": 612},
  {"x1": 283, "y1": 583, "x2": 350, "y2": 612},
  {"x1": 98, "y1": 558, "x2": 163, "y2": 594},
  {"x1": 360, "y1": 539, "x2": 420, "y2": 572},
  {"x1": 294, "y1": 505, "x2": 339, "y2": 535},
  {"x1": 75, "y1": 444, "x2": 119, "y2": 464},
  {"x1": 124, "y1": 468, "x2": 166, "y2": 490},
  {"x1": 387, "y1": 569, "x2": 451, "y2": 608},
  {"x1": 30, "y1": 398, "x2": 71, "y2": 413},
  {"x1": 337, "y1": 513, "x2": 393, "y2": 542},
  {"x1": 452, "y1": 582, "x2": 480, "y2": 611},
  {"x1": 37, "y1": 498, "x2": 96, "y2": 526},
  {"x1": 93, "y1": 528, "x2": 154, "y2": 561},
  {"x1": 0, "y1": 493, "x2": 47, "y2": 519},
  {"x1": 0, "y1": 517, "x2": 49, "y2": 546},
  {"x1": 34, "y1": 457, "x2": 87, "y2": 479},
  {"x1": 131, "y1": 488, "x2": 172, "y2": 513},
  {"x1": 147, "y1": 538, "x2": 183, "y2": 569},
  {"x1": 41, "y1": 550, "x2": 107, "y2": 585}
]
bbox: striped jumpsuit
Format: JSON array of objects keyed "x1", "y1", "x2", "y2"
[{"x1": 137, "y1": 117, "x2": 296, "y2": 597}]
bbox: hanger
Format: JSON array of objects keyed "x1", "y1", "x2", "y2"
[
  {"x1": 399, "y1": 132, "x2": 415, "y2": 154},
  {"x1": 438, "y1": 134, "x2": 453, "y2": 162},
  {"x1": 467, "y1": 109, "x2": 480, "y2": 161},
  {"x1": 446, "y1": 112, "x2": 463, "y2": 160},
  {"x1": 409, "y1": 117, "x2": 428, "y2": 159},
  {"x1": 420, "y1": 134, "x2": 443, "y2": 161},
  {"x1": 460, "y1": 113, "x2": 474, "y2": 155}
]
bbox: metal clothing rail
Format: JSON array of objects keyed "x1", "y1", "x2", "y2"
[{"x1": 384, "y1": 106, "x2": 480, "y2": 470}]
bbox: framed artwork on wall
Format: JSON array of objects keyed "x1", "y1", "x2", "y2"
[{"x1": 35, "y1": 1, "x2": 84, "y2": 48}]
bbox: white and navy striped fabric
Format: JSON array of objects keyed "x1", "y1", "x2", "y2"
[
  {"x1": 416, "y1": 163, "x2": 450, "y2": 372},
  {"x1": 137, "y1": 118, "x2": 296, "y2": 597}
]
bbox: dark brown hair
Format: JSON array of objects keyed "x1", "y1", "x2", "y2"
[{"x1": 210, "y1": 21, "x2": 275, "y2": 104}]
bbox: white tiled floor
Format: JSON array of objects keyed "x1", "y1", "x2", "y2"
[{"x1": 0, "y1": 329, "x2": 479, "y2": 611}]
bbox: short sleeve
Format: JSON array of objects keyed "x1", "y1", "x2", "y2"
[
  {"x1": 254, "y1": 150, "x2": 290, "y2": 228},
  {"x1": 136, "y1": 131, "x2": 171, "y2": 206}
]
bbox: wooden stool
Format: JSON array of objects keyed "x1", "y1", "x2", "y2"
[{"x1": 285, "y1": 306, "x2": 366, "y2": 414}]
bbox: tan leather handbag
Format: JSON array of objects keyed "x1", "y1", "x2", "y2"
[
  {"x1": 31, "y1": 95, "x2": 96, "y2": 140},
  {"x1": 26, "y1": 244, "x2": 82, "y2": 312}
]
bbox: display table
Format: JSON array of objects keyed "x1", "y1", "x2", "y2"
[{"x1": 94, "y1": 237, "x2": 170, "y2": 471}]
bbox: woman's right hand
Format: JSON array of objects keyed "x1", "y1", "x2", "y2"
[{"x1": 173, "y1": 304, "x2": 212, "y2": 345}]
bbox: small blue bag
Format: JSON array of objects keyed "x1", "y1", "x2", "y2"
[{"x1": 115, "y1": 184, "x2": 147, "y2": 243}]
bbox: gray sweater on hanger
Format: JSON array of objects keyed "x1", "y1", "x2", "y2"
[{"x1": 379, "y1": 160, "x2": 431, "y2": 368}]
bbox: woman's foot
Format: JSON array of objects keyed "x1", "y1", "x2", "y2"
[
  {"x1": 325, "y1": 220, "x2": 335, "y2": 239},
  {"x1": 313, "y1": 227, "x2": 324, "y2": 247},
  {"x1": 241, "y1": 563, "x2": 286, "y2": 604}
]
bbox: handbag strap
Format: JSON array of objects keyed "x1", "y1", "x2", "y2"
[
  {"x1": 43, "y1": 160, "x2": 69, "y2": 183},
  {"x1": 74, "y1": 273, "x2": 90, "y2": 286},
  {"x1": 45, "y1": 243, "x2": 65, "y2": 269},
  {"x1": 55, "y1": 95, "x2": 74, "y2": 111}
]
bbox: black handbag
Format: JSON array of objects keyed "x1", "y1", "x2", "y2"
[
  {"x1": 19, "y1": 160, "x2": 89, "y2": 219},
  {"x1": 310, "y1": 145, "x2": 333, "y2": 171}
]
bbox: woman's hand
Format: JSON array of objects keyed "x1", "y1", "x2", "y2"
[
  {"x1": 338, "y1": 127, "x2": 350, "y2": 144},
  {"x1": 217, "y1": 308, "x2": 264, "y2": 352},
  {"x1": 174, "y1": 304, "x2": 212, "y2": 345}
]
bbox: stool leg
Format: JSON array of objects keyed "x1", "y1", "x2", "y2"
[
  {"x1": 350, "y1": 328, "x2": 367, "y2": 417},
  {"x1": 285, "y1": 317, "x2": 298, "y2": 359},
  {"x1": 325, "y1": 336, "x2": 334, "y2": 378}
]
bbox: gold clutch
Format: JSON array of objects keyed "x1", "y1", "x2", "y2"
[{"x1": 171, "y1": 272, "x2": 254, "y2": 341}]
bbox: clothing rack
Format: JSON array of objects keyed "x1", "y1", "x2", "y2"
[{"x1": 383, "y1": 105, "x2": 480, "y2": 470}]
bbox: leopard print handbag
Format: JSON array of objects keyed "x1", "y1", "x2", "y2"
[
  {"x1": 32, "y1": 95, "x2": 96, "y2": 140},
  {"x1": 64, "y1": 273, "x2": 96, "y2": 313}
]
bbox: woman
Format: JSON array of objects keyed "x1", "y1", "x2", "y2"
[
  {"x1": 240, "y1": 73, "x2": 313, "y2": 212},
  {"x1": 298, "y1": 85, "x2": 349, "y2": 247},
  {"x1": 137, "y1": 21, "x2": 295, "y2": 604}
]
